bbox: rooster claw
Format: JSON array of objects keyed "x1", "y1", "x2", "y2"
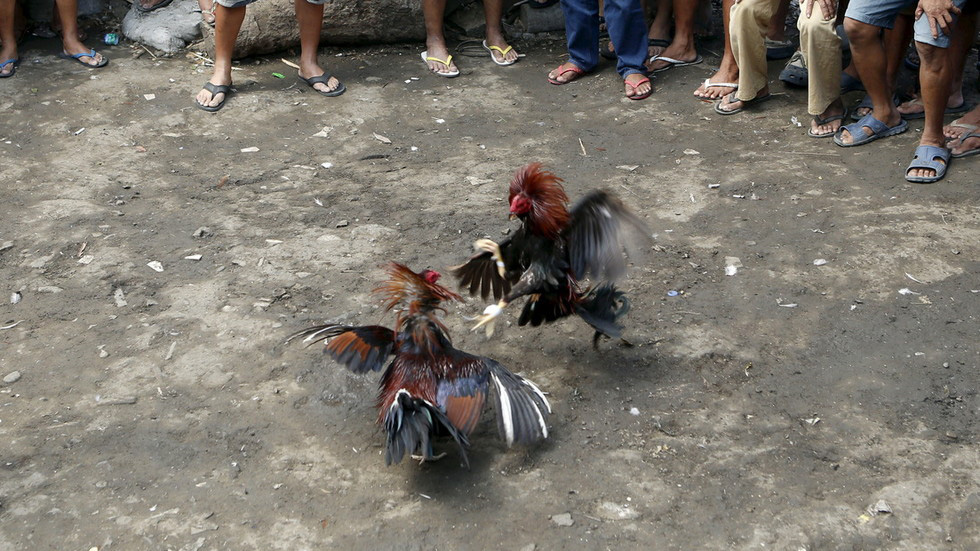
[
  {"x1": 411, "y1": 452, "x2": 447, "y2": 464},
  {"x1": 470, "y1": 314, "x2": 496, "y2": 337}
]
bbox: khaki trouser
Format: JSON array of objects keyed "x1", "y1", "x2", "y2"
[{"x1": 730, "y1": 0, "x2": 841, "y2": 114}]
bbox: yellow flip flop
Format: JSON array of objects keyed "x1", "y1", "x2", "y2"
[
  {"x1": 482, "y1": 40, "x2": 518, "y2": 66},
  {"x1": 421, "y1": 51, "x2": 460, "y2": 78}
]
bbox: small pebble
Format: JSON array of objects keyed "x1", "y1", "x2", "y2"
[
  {"x1": 3, "y1": 371, "x2": 22, "y2": 384},
  {"x1": 550, "y1": 513, "x2": 574, "y2": 527}
]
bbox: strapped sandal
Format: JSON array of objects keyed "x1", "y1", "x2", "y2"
[{"x1": 905, "y1": 145, "x2": 950, "y2": 184}]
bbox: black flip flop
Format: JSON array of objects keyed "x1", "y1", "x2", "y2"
[
  {"x1": 196, "y1": 82, "x2": 232, "y2": 112},
  {"x1": 298, "y1": 74, "x2": 346, "y2": 97}
]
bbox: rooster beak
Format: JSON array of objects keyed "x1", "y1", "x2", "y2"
[{"x1": 508, "y1": 214, "x2": 517, "y2": 221}]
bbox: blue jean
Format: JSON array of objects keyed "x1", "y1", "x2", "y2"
[{"x1": 560, "y1": 0, "x2": 647, "y2": 78}]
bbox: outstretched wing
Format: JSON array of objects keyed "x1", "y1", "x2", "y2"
[
  {"x1": 565, "y1": 190, "x2": 650, "y2": 282},
  {"x1": 451, "y1": 239, "x2": 514, "y2": 301},
  {"x1": 286, "y1": 324, "x2": 395, "y2": 374},
  {"x1": 485, "y1": 359, "x2": 551, "y2": 446}
]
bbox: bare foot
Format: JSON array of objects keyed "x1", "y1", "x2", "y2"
[
  {"x1": 195, "y1": 72, "x2": 231, "y2": 109},
  {"x1": 198, "y1": 0, "x2": 215, "y2": 25},
  {"x1": 715, "y1": 85, "x2": 768, "y2": 114},
  {"x1": 484, "y1": 38, "x2": 519, "y2": 65},
  {"x1": 547, "y1": 62, "x2": 584, "y2": 84},
  {"x1": 898, "y1": 93, "x2": 966, "y2": 118},
  {"x1": 0, "y1": 45, "x2": 17, "y2": 77},
  {"x1": 299, "y1": 65, "x2": 341, "y2": 94},
  {"x1": 950, "y1": 131, "x2": 980, "y2": 157},
  {"x1": 646, "y1": 43, "x2": 698, "y2": 73},
  {"x1": 624, "y1": 73, "x2": 651, "y2": 99},
  {"x1": 809, "y1": 99, "x2": 845, "y2": 137},
  {"x1": 836, "y1": 113, "x2": 903, "y2": 145},
  {"x1": 424, "y1": 39, "x2": 458, "y2": 76},
  {"x1": 694, "y1": 73, "x2": 738, "y2": 100}
]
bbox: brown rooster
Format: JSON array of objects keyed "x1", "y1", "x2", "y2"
[
  {"x1": 453, "y1": 163, "x2": 650, "y2": 347},
  {"x1": 286, "y1": 263, "x2": 551, "y2": 467}
]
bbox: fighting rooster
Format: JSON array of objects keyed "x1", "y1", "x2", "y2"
[
  {"x1": 286, "y1": 263, "x2": 551, "y2": 468},
  {"x1": 453, "y1": 163, "x2": 650, "y2": 347}
]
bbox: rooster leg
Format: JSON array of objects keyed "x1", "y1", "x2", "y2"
[
  {"x1": 411, "y1": 452, "x2": 447, "y2": 464},
  {"x1": 471, "y1": 300, "x2": 508, "y2": 336},
  {"x1": 474, "y1": 239, "x2": 506, "y2": 278}
]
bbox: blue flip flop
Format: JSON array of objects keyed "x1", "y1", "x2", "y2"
[
  {"x1": 59, "y1": 49, "x2": 109, "y2": 68},
  {"x1": 905, "y1": 145, "x2": 950, "y2": 183},
  {"x1": 0, "y1": 58, "x2": 19, "y2": 78},
  {"x1": 834, "y1": 113, "x2": 908, "y2": 147}
]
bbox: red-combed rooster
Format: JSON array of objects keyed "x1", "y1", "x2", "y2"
[
  {"x1": 286, "y1": 262, "x2": 551, "y2": 468},
  {"x1": 452, "y1": 163, "x2": 650, "y2": 347}
]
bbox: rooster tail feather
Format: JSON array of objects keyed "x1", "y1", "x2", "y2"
[
  {"x1": 488, "y1": 363, "x2": 551, "y2": 447},
  {"x1": 575, "y1": 284, "x2": 629, "y2": 339},
  {"x1": 383, "y1": 389, "x2": 470, "y2": 468}
]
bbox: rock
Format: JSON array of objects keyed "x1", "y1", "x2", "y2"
[
  {"x1": 193, "y1": 227, "x2": 213, "y2": 238},
  {"x1": 37, "y1": 286, "x2": 64, "y2": 293},
  {"x1": 550, "y1": 513, "x2": 574, "y2": 527},
  {"x1": 3, "y1": 371, "x2": 21, "y2": 384},
  {"x1": 595, "y1": 501, "x2": 642, "y2": 520},
  {"x1": 0, "y1": 241, "x2": 13, "y2": 253},
  {"x1": 196, "y1": 0, "x2": 425, "y2": 58},
  {"x1": 122, "y1": 0, "x2": 203, "y2": 54}
]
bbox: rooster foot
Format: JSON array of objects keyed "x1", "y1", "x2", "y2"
[
  {"x1": 471, "y1": 302, "x2": 505, "y2": 336},
  {"x1": 474, "y1": 239, "x2": 506, "y2": 277},
  {"x1": 411, "y1": 452, "x2": 447, "y2": 464}
]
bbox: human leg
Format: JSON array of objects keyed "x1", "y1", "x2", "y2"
[
  {"x1": 0, "y1": 0, "x2": 17, "y2": 77},
  {"x1": 196, "y1": 1, "x2": 247, "y2": 109},
  {"x1": 799, "y1": 3, "x2": 844, "y2": 135},
  {"x1": 693, "y1": 0, "x2": 738, "y2": 99},
  {"x1": 484, "y1": 0, "x2": 519, "y2": 64},
  {"x1": 558, "y1": 0, "x2": 600, "y2": 74},
  {"x1": 646, "y1": 0, "x2": 701, "y2": 72},
  {"x1": 56, "y1": 0, "x2": 105, "y2": 67},
  {"x1": 646, "y1": 0, "x2": 673, "y2": 58},
  {"x1": 422, "y1": 0, "x2": 458, "y2": 75},
  {"x1": 726, "y1": 0, "x2": 777, "y2": 106},
  {"x1": 837, "y1": 0, "x2": 907, "y2": 145},
  {"x1": 295, "y1": 0, "x2": 343, "y2": 94},
  {"x1": 604, "y1": 0, "x2": 647, "y2": 78}
]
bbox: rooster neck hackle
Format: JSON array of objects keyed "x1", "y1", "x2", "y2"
[{"x1": 508, "y1": 163, "x2": 569, "y2": 239}]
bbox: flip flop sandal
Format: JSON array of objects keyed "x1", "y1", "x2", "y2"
[
  {"x1": 694, "y1": 78, "x2": 738, "y2": 99},
  {"x1": 59, "y1": 49, "x2": 108, "y2": 68},
  {"x1": 900, "y1": 98, "x2": 971, "y2": 120},
  {"x1": 951, "y1": 128, "x2": 980, "y2": 158},
  {"x1": 421, "y1": 51, "x2": 459, "y2": 77},
  {"x1": 299, "y1": 73, "x2": 346, "y2": 97},
  {"x1": 135, "y1": 0, "x2": 174, "y2": 12},
  {"x1": 850, "y1": 93, "x2": 899, "y2": 121},
  {"x1": 0, "y1": 58, "x2": 19, "y2": 78},
  {"x1": 195, "y1": 81, "x2": 232, "y2": 112},
  {"x1": 625, "y1": 76, "x2": 652, "y2": 101},
  {"x1": 483, "y1": 40, "x2": 518, "y2": 66},
  {"x1": 548, "y1": 63, "x2": 585, "y2": 85},
  {"x1": 807, "y1": 110, "x2": 848, "y2": 138},
  {"x1": 834, "y1": 113, "x2": 908, "y2": 147},
  {"x1": 905, "y1": 145, "x2": 950, "y2": 183},
  {"x1": 648, "y1": 55, "x2": 703, "y2": 74},
  {"x1": 714, "y1": 91, "x2": 771, "y2": 115}
]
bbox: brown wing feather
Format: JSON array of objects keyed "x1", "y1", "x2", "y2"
[
  {"x1": 320, "y1": 326, "x2": 395, "y2": 373},
  {"x1": 443, "y1": 392, "x2": 487, "y2": 436}
]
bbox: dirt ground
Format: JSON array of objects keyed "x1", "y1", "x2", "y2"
[{"x1": 1, "y1": 13, "x2": 979, "y2": 550}]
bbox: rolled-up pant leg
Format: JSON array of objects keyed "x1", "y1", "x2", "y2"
[
  {"x1": 730, "y1": 0, "x2": 778, "y2": 101},
  {"x1": 798, "y1": 6, "x2": 842, "y2": 115}
]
